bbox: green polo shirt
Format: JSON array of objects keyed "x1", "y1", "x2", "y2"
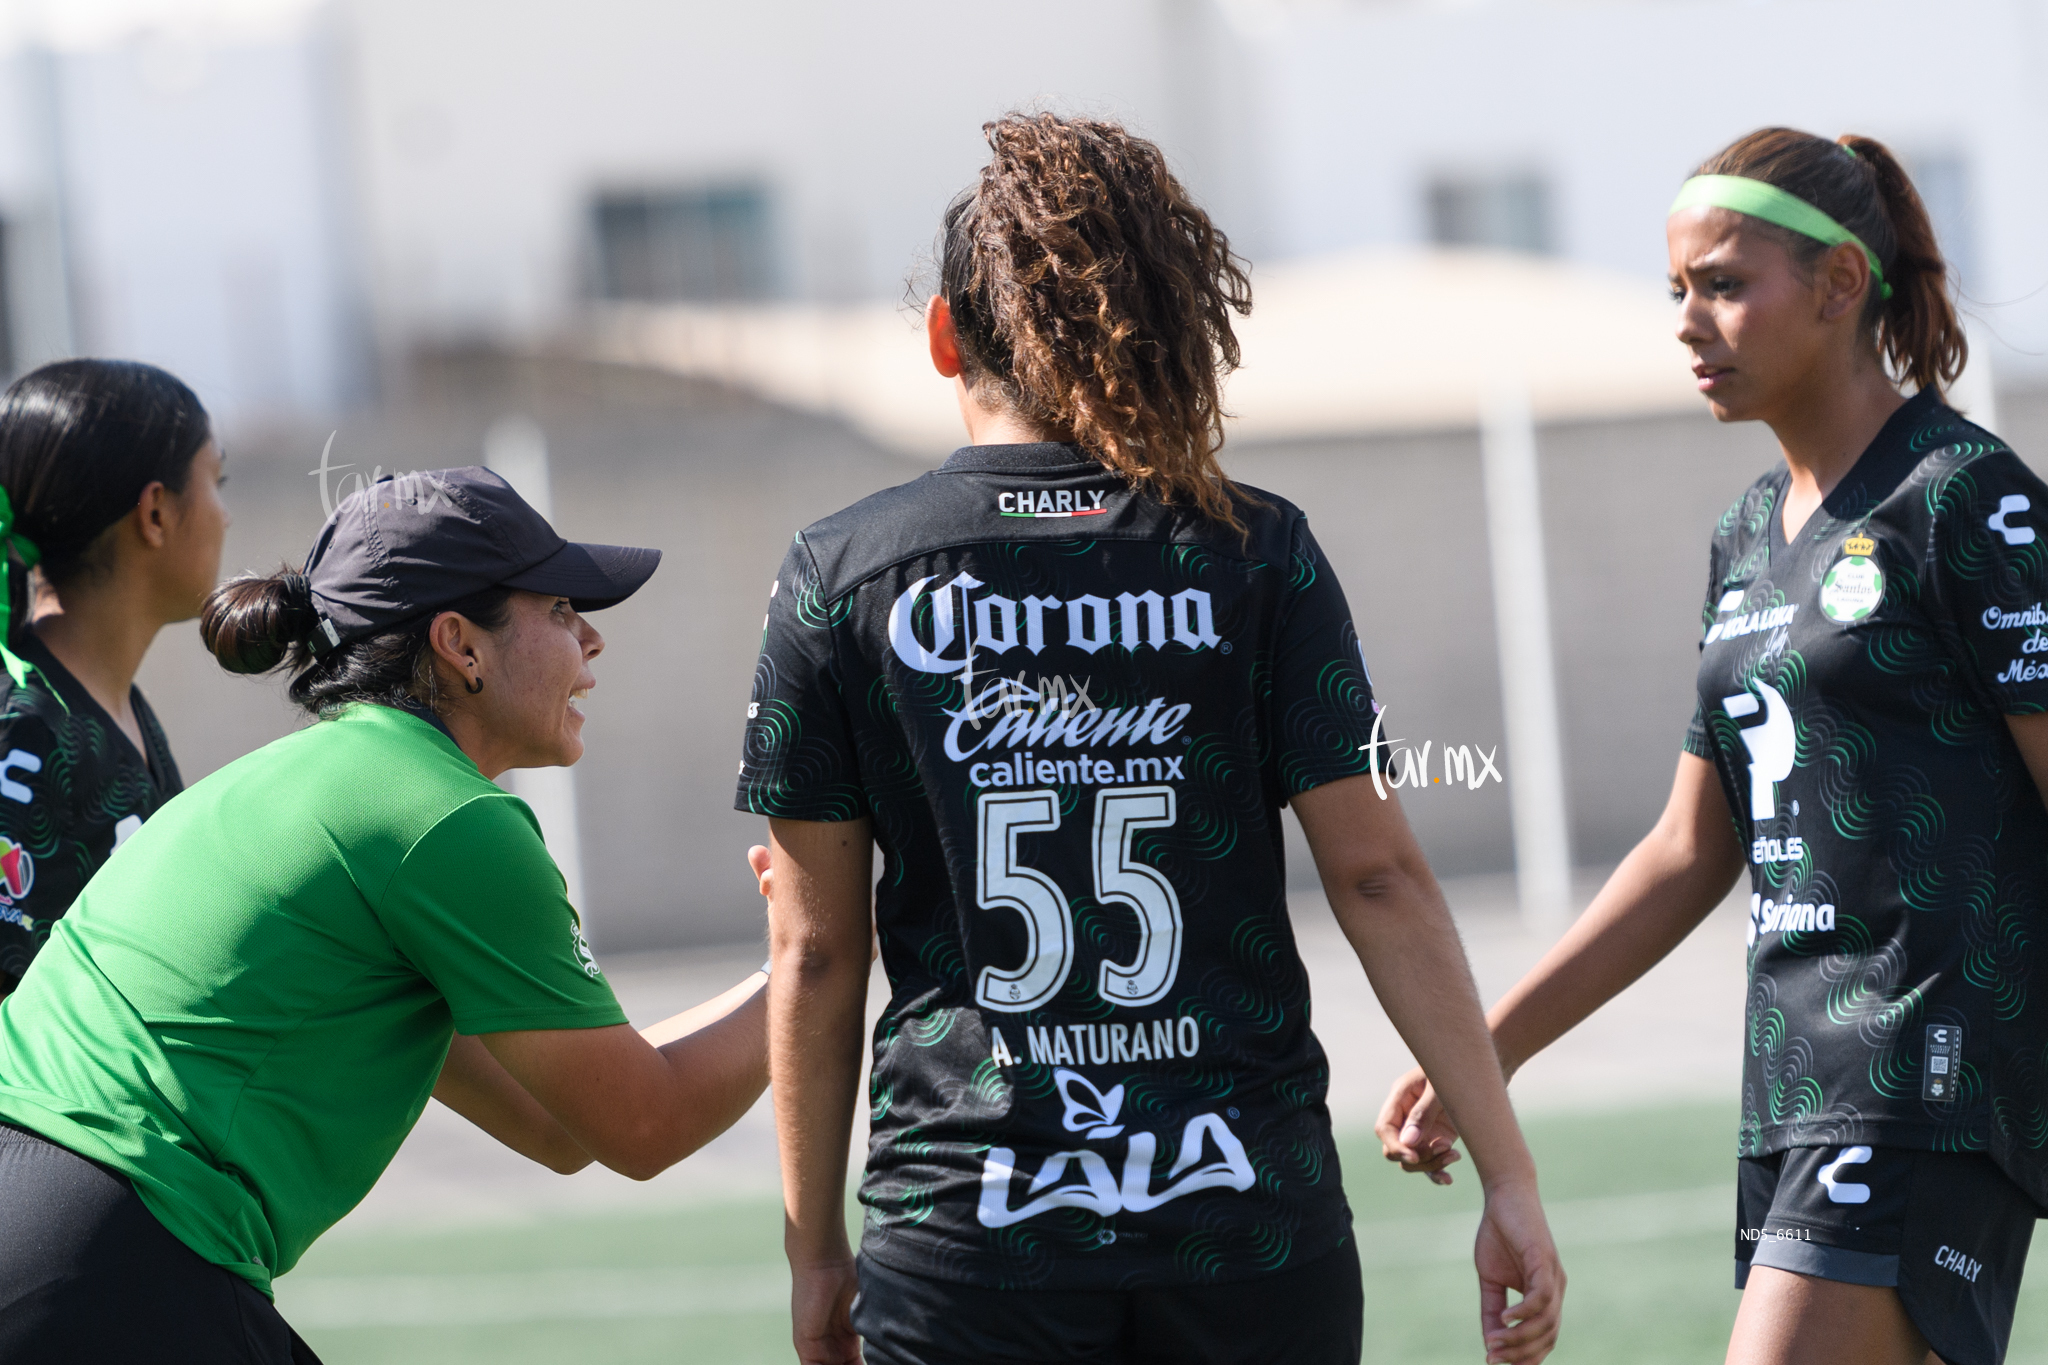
[{"x1": 0, "y1": 703, "x2": 626, "y2": 1296}]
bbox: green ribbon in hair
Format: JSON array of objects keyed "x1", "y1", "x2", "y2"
[
  {"x1": 1669, "y1": 174, "x2": 1893, "y2": 300},
  {"x1": 0, "y1": 488, "x2": 50, "y2": 696}
]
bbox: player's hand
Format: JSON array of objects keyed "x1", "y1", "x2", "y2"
[
  {"x1": 1474, "y1": 1182, "x2": 1564, "y2": 1365},
  {"x1": 790, "y1": 1256, "x2": 862, "y2": 1364},
  {"x1": 1375, "y1": 1065, "x2": 1463, "y2": 1184}
]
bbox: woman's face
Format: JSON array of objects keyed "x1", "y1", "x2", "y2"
[
  {"x1": 160, "y1": 439, "x2": 230, "y2": 621},
  {"x1": 1667, "y1": 206, "x2": 1843, "y2": 425},
  {"x1": 459, "y1": 591, "x2": 603, "y2": 771}
]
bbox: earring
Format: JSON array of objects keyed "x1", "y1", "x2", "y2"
[{"x1": 464, "y1": 674, "x2": 484, "y2": 695}]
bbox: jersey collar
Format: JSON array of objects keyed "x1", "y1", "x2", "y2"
[{"x1": 938, "y1": 442, "x2": 1101, "y2": 475}]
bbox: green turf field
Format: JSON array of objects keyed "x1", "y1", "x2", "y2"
[{"x1": 281, "y1": 1103, "x2": 2048, "y2": 1363}]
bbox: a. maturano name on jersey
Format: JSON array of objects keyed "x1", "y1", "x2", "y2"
[
  {"x1": 1685, "y1": 390, "x2": 2048, "y2": 1203},
  {"x1": 736, "y1": 443, "x2": 1380, "y2": 1290}
]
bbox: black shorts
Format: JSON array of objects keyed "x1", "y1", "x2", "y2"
[
  {"x1": 0, "y1": 1124, "x2": 321, "y2": 1365},
  {"x1": 1735, "y1": 1144, "x2": 2039, "y2": 1365},
  {"x1": 850, "y1": 1241, "x2": 1364, "y2": 1365}
]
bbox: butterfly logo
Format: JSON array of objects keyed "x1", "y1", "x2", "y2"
[{"x1": 1055, "y1": 1068, "x2": 1125, "y2": 1139}]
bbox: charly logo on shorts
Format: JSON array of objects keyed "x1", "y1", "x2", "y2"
[{"x1": 1821, "y1": 534, "x2": 1884, "y2": 623}]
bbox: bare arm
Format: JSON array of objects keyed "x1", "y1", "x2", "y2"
[
  {"x1": 2009, "y1": 712, "x2": 2048, "y2": 807},
  {"x1": 1292, "y1": 774, "x2": 1562, "y2": 1365},
  {"x1": 433, "y1": 1033, "x2": 594, "y2": 1174},
  {"x1": 1377, "y1": 752, "x2": 1743, "y2": 1177},
  {"x1": 766, "y1": 815, "x2": 874, "y2": 1365}
]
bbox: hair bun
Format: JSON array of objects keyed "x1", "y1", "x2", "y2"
[{"x1": 200, "y1": 567, "x2": 319, "y2": 675}]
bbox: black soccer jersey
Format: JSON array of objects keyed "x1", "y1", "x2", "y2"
[
  {"x1": 1684, "y1": 390, "x2": 2048, "y2": 1204},
  {"x1": 0, "y1": 633, "x2": 183, "y2": 993},
  {"x1": 736, "y1": 443, "x2": 1381, "y2": 1289}
]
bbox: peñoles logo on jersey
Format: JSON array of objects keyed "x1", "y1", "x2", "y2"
[
  {"x1": 888, "y1": 573, "x2": 1221, "y2": 675},
  {"x1": 0, "y1": 836, "x2": 33, "y2": 903}
]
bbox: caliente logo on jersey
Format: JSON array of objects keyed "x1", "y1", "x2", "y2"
[{"x1": 888, "y1": 573, "x2": 1221, "y2": 675}]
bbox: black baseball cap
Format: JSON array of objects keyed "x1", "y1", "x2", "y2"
[{"x1": 303, "y1": 466, "x2": 660, "y2": 649}]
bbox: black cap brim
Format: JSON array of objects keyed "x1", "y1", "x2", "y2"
[{"x1": 500, "y1": 541, "x2": 661, "y2": 613}]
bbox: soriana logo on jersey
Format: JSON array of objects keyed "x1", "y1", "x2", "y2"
[{"x1": 887, "y1": 572, "x2": 1222, "y2": 675}]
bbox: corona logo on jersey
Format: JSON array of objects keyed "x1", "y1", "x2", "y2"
[
  {"x1": 0, "y1": 835, "x2": 33, "y2": 903},
  {"x1": 976, "y1": 1067, "x2": 1255, "y2": 1228},
  {"x1": 888, "y1": 573, "x2": 1221, "y2": 675}
]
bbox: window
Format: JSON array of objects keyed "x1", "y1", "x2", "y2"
[
  {"x1": 1426, "y1": 175, "x2": 1552, "y2": 254},
  {"x1": 591, "y1": 183, "x2": 774, "y2": 303}
]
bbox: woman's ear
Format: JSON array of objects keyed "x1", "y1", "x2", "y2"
[
  {"x1": 1818, "y1": 240, "x2": 1874, "y2": 323},
  {"x1": 426, "y1": 611, "x2": 478, "y2": 682},
  {"x1": 133, "y1": 481, "x2": 172, "y2": 550},
  {"x1": 926, "y1": 295, "x2": 964, "y2": 380}
]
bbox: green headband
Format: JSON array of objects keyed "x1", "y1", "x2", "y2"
[{"x1": 1669, "y1": 174, "x2": 1893, "y2": 300}]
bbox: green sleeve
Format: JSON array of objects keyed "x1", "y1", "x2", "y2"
[{"x1": 378, "y1": 794, "x2": 628, "y2": 1034}]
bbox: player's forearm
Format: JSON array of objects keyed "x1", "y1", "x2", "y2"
[
  {"x1": 771, "y1": 947, "x2": 868, "y2": 1266},
  {"x1": 1488, "y1": 816, "x2": 1739, "y2": 1080},
  {"x1": 642, "y1": 968, "x2": 769, "y2": 1048},
  {"x1": 1332, "y1": 859, "x2": 1535, "y2": 1191},
  {"x1": 649, "y1": 981, "x2": 771, "y2": 1158},
  {"x1": 435, "y1": 1033, "x2": 593, "y2": 1174}
]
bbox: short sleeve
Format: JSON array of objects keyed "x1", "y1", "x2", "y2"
[
  {"x1": 734, "y1": 536, "x2": 867, "y2": 820},
  {"x1": 378, "y1": 794, "x2": 627, "y2": 1035},
  {"x1": 1930, "y1": 449, "x2": 2048, "y2": 714},
  {"x1": 1683, "y1": 528, "x2": 1726, "y2": 759},
  {"x1": 0, "y1": 710, "x2": 61, "y2": 990},
  {"x1": 1269, "y1": 517, "x2": 1381, "y2": 797}
]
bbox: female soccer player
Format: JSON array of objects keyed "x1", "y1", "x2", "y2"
[
  {"x1": 0, "y1": 360, "x2": 227, "y2": 995},
  {"x1": 1379, "y1": 129, "x2": 2048, "y2": 1365},
  {"x1": 0, "y1": 468, "x2": 769, "y2": 1361},
  {"x1": 741, "y1": 113, "x2": 1564, "y2": 1365}
]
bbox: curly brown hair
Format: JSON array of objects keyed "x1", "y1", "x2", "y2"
[
  {"x1": 1696, "y1": 127, "x2": 1965, "y2": 397},
  {"x1": 940, "y1": 113, "x2": 1255, "y2": 532}
]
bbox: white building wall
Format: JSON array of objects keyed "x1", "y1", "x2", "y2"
[
  {"x1": 336, "y1": 0, "x2": 1232, "y2": 346},
  {"x1": 1241, "y1": 0, "x2": 2048, "y2": 378},
  {"x1": 56, "y1": 20, "x2": 363, "y2": 422}
]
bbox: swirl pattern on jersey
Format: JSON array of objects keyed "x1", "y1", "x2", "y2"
[
  {"x1": 1687, "y1": 392, "x2": 2048, "y2": 1203},
  {"x1": 737, "y1": 444, "x2": 1376, "y2": 1289}
]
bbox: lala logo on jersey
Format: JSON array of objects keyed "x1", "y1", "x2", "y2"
[
  {"x1": 889, "y1": 573, "x2": 1221, "y2": 675},
  {"x1": 976, "y1": 1068, "x2": 1255, "y2": 1228},
  {"x1": 0, "y1": 836, "x2": 33, "y2": 903}
]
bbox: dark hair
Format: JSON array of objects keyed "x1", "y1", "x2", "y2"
[
  {"x1": 201, "y1": 568, "x2": 515, "y2": 717},
  {"x1": 0, "y1": 359, "x2": 212, "y2": 643},
  {"x1": 940, "y1": 113, "x2": 1256, "y2": 533},
  {"x1": 1696, "y1": 128, "x2": 1964, "y2": 396}
]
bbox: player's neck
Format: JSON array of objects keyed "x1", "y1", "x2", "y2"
[
  {"x1": 1766, "y1": 357, "x2": 1906, "y2": 541},
  {"x1": 30, "y1": 580, "x2": 166, "y2": 749},
  {"x1": 952, "y1": 377, "x2": 1058, "y2": 447}
]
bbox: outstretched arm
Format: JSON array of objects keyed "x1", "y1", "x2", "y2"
[
  {"x1": 1292, "y1": 774, "x2": 1563, "y2": 1365},
  {"x1": 1377, "y1": 752, "x2": 1743, "y2": 1179},
  {"x1": 441, "y1": 846, "x2": 778, "y2": 1179}
]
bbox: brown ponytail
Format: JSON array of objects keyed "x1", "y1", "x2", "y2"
[
  {"x1": 939, "y1": 113, "x2": 1256, "y2": 533},
  {"x1": 1696, "y1": 128, "x2": 1965, "y2": 397}
]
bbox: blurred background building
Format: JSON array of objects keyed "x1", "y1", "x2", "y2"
[{"x1": 0, "y1": 0, "x2": 2043, "y2": 949}]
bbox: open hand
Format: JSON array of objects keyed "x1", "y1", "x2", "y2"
[
  {"x1": 1474, "y1": 1183, "x2": 1564, "y2": 1364},
  {"x1": 1375, "y1": 1065, "x2": 1464, "y2": 1184}
]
